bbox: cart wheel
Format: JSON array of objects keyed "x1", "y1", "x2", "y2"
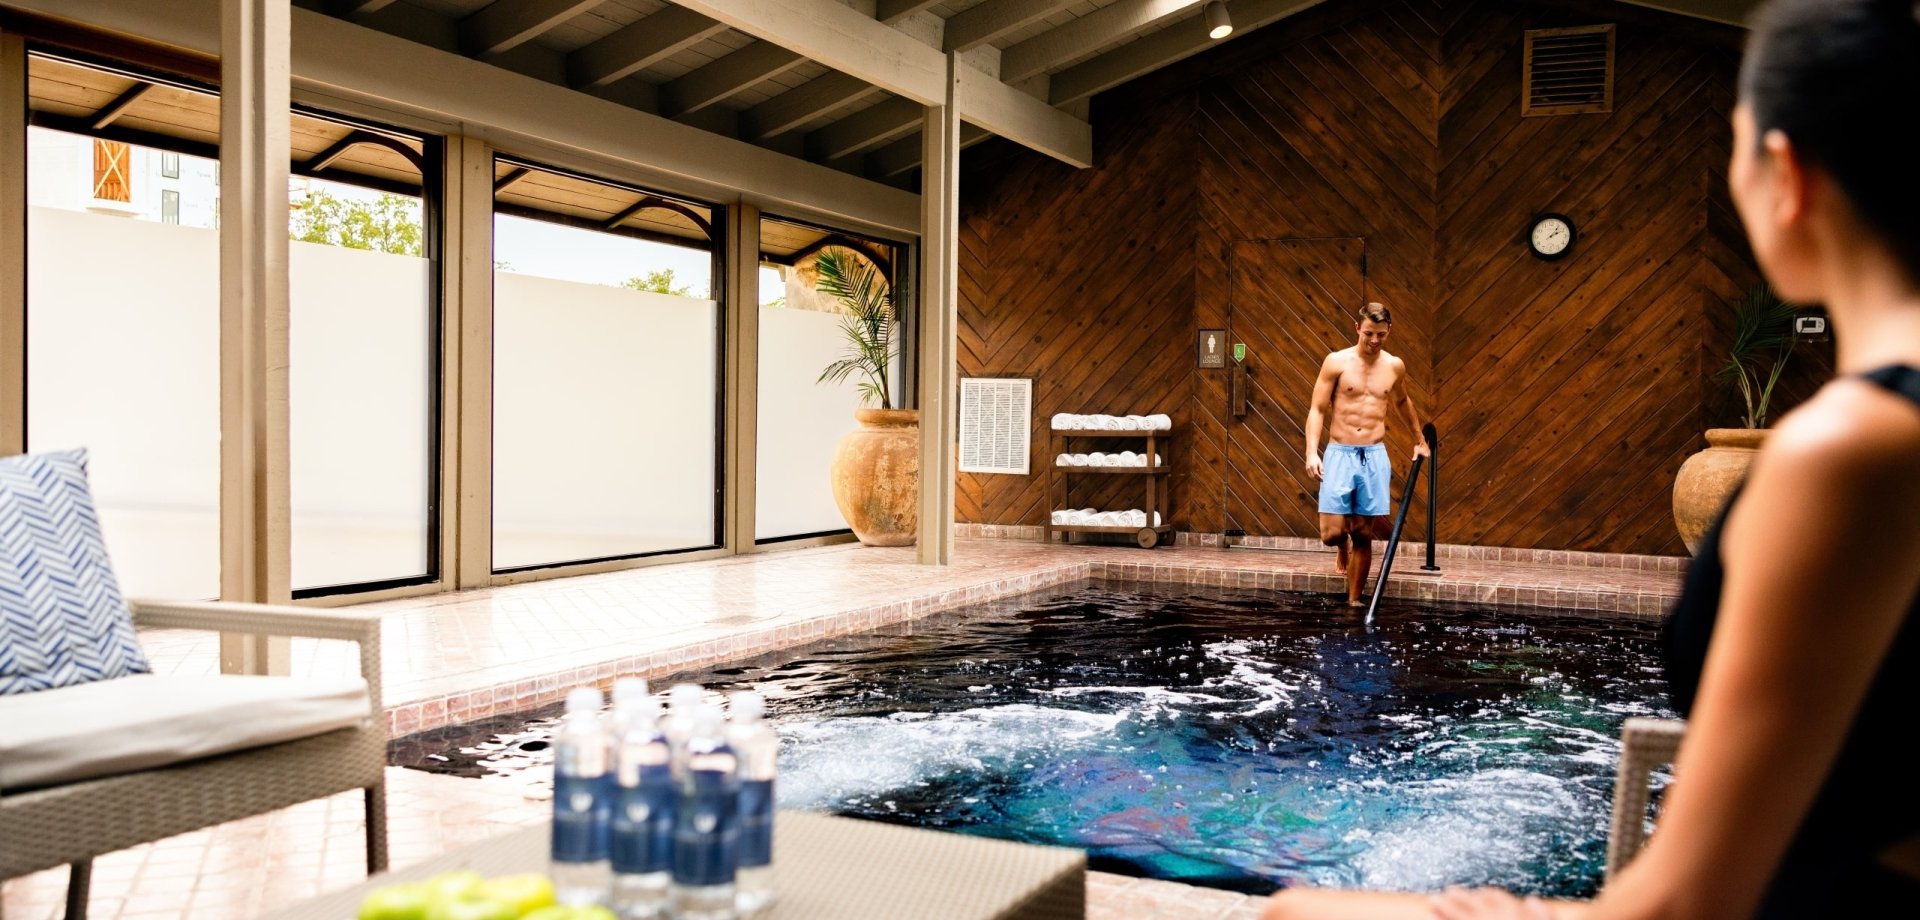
[{"x1": 1136, "y1": 528, "x2": 1159, "y2": 549}]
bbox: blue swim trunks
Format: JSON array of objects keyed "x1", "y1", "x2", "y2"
[{"x1": 1318, "y1": 443, "x2": 1390, "y2": 517}]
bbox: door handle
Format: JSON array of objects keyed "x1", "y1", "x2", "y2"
[{"x1": 1230, "y1": 363, "x2": 1249, "y2": 418}]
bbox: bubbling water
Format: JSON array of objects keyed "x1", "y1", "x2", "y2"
[{"x1": 394, "y1": 584, "x2": 1674, "y2": 897}]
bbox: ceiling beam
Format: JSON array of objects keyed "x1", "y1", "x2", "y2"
[
  {"x1": 668, "y1": 0, "x2": 946, "y2": 104},
  {"x1": 1048, "y1": 0, "x2": 1325, "y2": 104},
  {"x1": 493, "y1": 166, "x2": 533, "y2": 193},
  {"x1": 870, "y1": 123, "x2": 989, "y2": 178},
  {"x1": 875, "y1": 0, "x2": 943, "y2": 24},
  {"x1": 459, "y1": 0, "x2": 605, "y2": 57},
  {"x1": 1001, "y1": 0, "x2": 1199, "y2": 83},
  {"x1": 944, "y1": 0, "x2": 1079, "y2": 53},
  {"x1": 662, "y1": 40, "x2": 805, "y2": 118},
  {"x1": 743, "y1": 72, "x2": 884, "y2": 140},
  {"x1": 808, "y1": 97, "x2": 920, "y2": 161},
  {"x1": 1619, "y1": 0, "x2": 1759, "y2": 26},
  {"x1": 327, "y1": 0, "x2": 401, "y2": 16},
  {"x1": 89, "y1": 82, "x2": 156, "y2": 129},
  {"x1": 668, "y1": 0, "x2": 1091, "y2": 167},
  {"x1": 568, "y1": 5, "x2": 729, "y2": 89}
]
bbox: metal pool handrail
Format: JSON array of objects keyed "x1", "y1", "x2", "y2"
[{"x1": 1364, "y1": 422, "x2": 1438, "y2": 626}]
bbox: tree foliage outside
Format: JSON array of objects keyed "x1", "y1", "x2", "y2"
[
  {"x1": 620, "y1": 269, "x2": 692, "y2": 297},
  {"x1": 289, "y1": 188, "x2": 424, "y2": 256},
  {"x1": 814, "y1": 249, "x2": 897, "y2": 409}
]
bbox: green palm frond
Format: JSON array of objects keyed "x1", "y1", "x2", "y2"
[
  {"x1": 1717, "y1": 284, "x2": 1797, "y2": 428},
  {"x1": 814, "y1": 249, "x2": 897, "y2": 408}
]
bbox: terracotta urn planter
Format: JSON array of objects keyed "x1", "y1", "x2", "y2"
[
  {"x1": 1673, "y1": 428, "x2": 1767, "y2": 555},
  {"x1": 831, "y1": 408, "x2": 919, "y2": 546}
]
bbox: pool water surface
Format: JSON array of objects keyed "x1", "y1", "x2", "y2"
[{"x1": 391, "y1": 583, "x2": 1674, "y2": 897}]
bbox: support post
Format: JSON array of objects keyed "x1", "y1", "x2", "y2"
[
  {"x1": 0, "y1": 30, "x2": 24, "y2": 458},
  {"x1": 916, "y1": 53, "x2": 960, "y2": 565},
  {"x1": 218, "y1": 0, "x2": 293, "y2": 674},
  {"x1": 451, "y1": 136, "x2": 495, "y2": 588},
  {"x1": 725, "y1": 201, "x2": 761, "y2": 552},
  {"x1": 1421, "y1": 423, "x2": 1440, "y2": 572}
]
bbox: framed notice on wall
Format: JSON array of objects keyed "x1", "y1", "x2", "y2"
[{"x1": 958, "y1": 377, "x2": 1032, "y2": 475}]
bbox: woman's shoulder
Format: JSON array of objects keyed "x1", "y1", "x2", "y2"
[{"x1": 1764, "y1": 378, "x2": 1920, "y2": 481}]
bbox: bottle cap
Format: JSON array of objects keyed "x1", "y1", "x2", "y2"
[
  {"x1": 612, "y1": 677, "x2": 649, "y2": 707},
  {"x1": 728, "y1": 691, "x2": 765, "y2": 723},
  {"x1": 565, "y1": 687, "x2": 604, "y2": 714},
  {"x1": 692, "y1": 702, "x2": 726, "y2": 737},
  {"x1": 669, "y1": 683, "x2": 704, "y2": 711}
]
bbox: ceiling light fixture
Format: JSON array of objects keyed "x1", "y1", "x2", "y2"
[{"x1": 1204, "y1": 1, "x2": 1233, "y2": 40}]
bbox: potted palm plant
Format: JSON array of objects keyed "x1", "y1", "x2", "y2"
[
  {"x1": 815, "y1": 249, "x2": 917, "y2": 546},
  {"x1": 1673, "y1": 285, "x2": 1797, "y2": 553}
]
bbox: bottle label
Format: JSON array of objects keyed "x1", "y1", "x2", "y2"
[
  {"x1": 611, "y1": 764, "x2": 675, "y2": 874},
  {"x1": 672, "y1": 768, "x2": 738, "y2": 886},
  {"x1": 737, "y1": 778, "x2": 774, "y2": 868},
  {"x1": 552, "y1": 772, "x2": 611, "y2": 863}
]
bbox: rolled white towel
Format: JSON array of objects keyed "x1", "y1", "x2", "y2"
[
  {"x1": 1153, "y1": 453, "x2": 1163, "y2": 467},
  {"x1": 1148, "y1": 413, "x2": 1172, "y2": 430},
  {"x1": 1122, "y1": 414, "x2": 1149, "y2": 430},
  {"x1": 1154, "y1": 511, "x2": 1162, "y2": 526},
  {"x1": 1124, "y1": 510, "x2": 1148, "y2": 527},
  {"x1": 1118, "y1": 450, "x2": 1137, "y2": 466},
  {"x1": 1067, "y1": 453, "x2": 1091, "y2": 467},
  {"x1": 1050, "y1": 413, "x2": 1074, "y2": 430},
  {"x1": 1050, "y1": 509, "x2": 1071, "y2": 525},
  {"x1": 1095, "y1": 415, "x2": 1122, "y2": 430},
  {"x1": 1084, "y1": 451, "x2": 1104, "y2": 466},
  {"x1": 1055, "y1": 453, "x2": 1072, "y2": 467}
]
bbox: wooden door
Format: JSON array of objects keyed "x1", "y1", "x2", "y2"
[{"x1": 1225, "y1": 238, "x2": 1367, "y2": 537}]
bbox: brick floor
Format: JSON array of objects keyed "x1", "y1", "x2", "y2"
[{"x1": 4, "y1": 536, "x2": 1682, "y2": 920}]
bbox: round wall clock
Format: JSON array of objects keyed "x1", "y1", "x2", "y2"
[{"x1": 1529, "y1": 213, "x2": 1575, "y2": 260}]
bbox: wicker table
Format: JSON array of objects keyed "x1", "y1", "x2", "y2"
[{"x1": 258, "y1": 811, "x2": 1084, "y2": 920}]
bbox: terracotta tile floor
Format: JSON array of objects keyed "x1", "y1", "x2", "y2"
[{"x1": 4, "y1": 537, "x2": 1683, "y2": 920}]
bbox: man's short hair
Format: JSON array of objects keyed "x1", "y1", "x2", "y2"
[{"x1": 1357, "y1": 303, "x2": 1392, "y2": 325}]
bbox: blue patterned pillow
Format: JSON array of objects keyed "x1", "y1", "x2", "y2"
[{"x1": 0, "y1": 448, "x2": 150, "y2": 695}]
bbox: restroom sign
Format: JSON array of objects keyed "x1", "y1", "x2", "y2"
[{"x1": 1197, "y1": 329, "x2": 1226, "y2": 368}]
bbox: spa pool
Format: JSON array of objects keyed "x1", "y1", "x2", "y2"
[{"x1": 391, "y1": 583, "x2": 1675, "y2": 897}]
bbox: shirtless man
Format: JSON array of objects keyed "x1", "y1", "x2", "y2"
[{"x1": 1304, "y1": 303, "x2": 1430, "y2": 607}]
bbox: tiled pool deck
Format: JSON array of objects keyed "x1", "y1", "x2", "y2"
[{"x1": 3, "y1": 535, "x2": 1685, "y2": 920}]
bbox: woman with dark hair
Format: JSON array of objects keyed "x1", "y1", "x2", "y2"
[{"x1": 1263, "y1": 0, "x2": 1920, "y2": 917}]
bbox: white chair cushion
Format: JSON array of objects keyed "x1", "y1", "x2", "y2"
[{"x1": 0, "y1": 673, "x2": 371, "y2": 790}]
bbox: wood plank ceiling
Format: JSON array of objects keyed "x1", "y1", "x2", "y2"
[{"x1": 305, "y1": 0, "x2": 1275, "y2": 186}]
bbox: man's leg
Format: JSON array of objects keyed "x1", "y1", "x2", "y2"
[
  {"x1": 1319, "y1": 514, "x2": 1350, "y2": 573},
  {"x1": 1346, "y1": 516, "x2": 1372, "y2": 607}
]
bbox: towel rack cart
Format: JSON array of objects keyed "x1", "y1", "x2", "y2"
[{"x1": 1045, "y1": 428, "x2": 1174, "y2": 549}]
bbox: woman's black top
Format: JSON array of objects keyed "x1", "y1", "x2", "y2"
[{"x1": 1662, "y1": 365, "x2": 1920, "y2": 917}]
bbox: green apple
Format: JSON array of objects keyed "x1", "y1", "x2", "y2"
[
  {"x1": 423, "y1": 871, "x2": 487, "y2": 904},
  {"x1": 423, "y1": 895, "x2": 518, "y2": 920},
  {"x1": 477, "y1": 874, "x2": 556, "y2": 917},
  {"x1": 357, "y1": 883, "x2": 431, "y2": 920}
]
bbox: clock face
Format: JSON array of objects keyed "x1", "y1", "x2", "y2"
[{"x1": 1530, "y1": 215, "x2": 1574, "y2": 259}]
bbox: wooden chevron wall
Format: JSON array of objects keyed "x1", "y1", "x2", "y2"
[{"x1": 957, "y1": 0, "x2": 1798, "y2": 555}]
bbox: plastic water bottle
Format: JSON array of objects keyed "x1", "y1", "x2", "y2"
[
  {"x1": 663, "y1": 683, "x2": 705, "y2": 776},
  {"x1": 551, "y1": 687, "x2": 612, "y2": 906},
  {"x1": 671, "y1": 703, "x2": 739, "y2": 920},
  {"x1": 728, "y1": 692, "x2": 778, "y2": 916},
  {"x1": 609, "y1": 680, "x2": 674, "y2": 920}
]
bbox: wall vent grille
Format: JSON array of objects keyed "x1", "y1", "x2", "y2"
[
  {"x1": 958, "y1": 377, "x2": 1032, "y2": 475},
  {"x1": 1524, "y1": 25, "x2": 1615, "y2": 116}
]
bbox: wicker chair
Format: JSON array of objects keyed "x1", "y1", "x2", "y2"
[
  {"x1": 1605, "y1": 716, "x2": 1688, "y2": 878},
  {"x1": 0, "y1": 599, "x2": 389, "y2": 920}
]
